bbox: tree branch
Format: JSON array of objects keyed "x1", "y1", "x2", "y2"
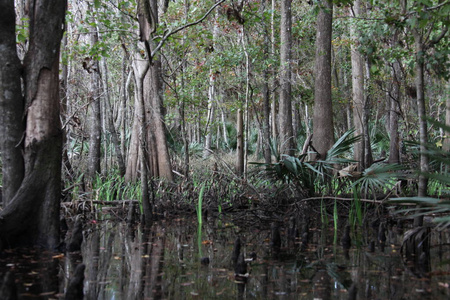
[
  {"x1": 150, "y1": 0, "x2": 226, "y2": 58},
  {"x1": 427, "y1": 24, "x2": 449, "y2": 48},
  {"x1": 425, "y1": 0, "x2": 450, "y2": 12}
]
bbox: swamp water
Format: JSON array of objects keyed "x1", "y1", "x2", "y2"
[{"x1": 1, "y1": 213, "x2": 450, "y2": 299}]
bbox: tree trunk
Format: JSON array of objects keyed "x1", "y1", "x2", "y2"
[
  {"x1": 363, "y1": 61, "x2": 374, "y2": 167},
  {"x1": 203, "y1": 70, "x2": 215, "y2": 157},
  {"x1": 87, "y1": 29, "x2": 102, "y2": 179},
  {"x1": 444, "y1": 83, "x2": 450, "y2": 152},
  {"x1": 0, "y1": 1, "x2": 25, "y2": 207},
  {"x1": 203, "y1": 10, "x2": 219, "y2": 158},
  {"x1": 261, "y1": 0, "x2": 272, "y2": 164},
  {"x1": 279, "y1": 0, "x2": 295, "y2": 156},
  {"x1": 126, "y1": 59, "x2": 145, "y2": 182},
  {"x1": 0, "y1": 0, "x2": 66, "y2": 249},
  {"x1": 388, "y1": 59, "x2": 402, "y2": 164},
  {"x1": 140, "y1": 76, "x2": 152, "y2": 226},
  {"x1": 181, "y1": 0, "x2": 190, "y2": 177},
  {"x1": 137, "y1": 0, "x2": 173, "y2": 181},
  {"x1": 312, "y1": 0, "x2": 334, "y2": 159},
  {"x1": 146, "y1": 60, "x2": 173, "y2": 181},
  {"x1": 121, "y1": 54, "x2": 131, "y2": 162},
  {"x1": 236, "y1": 109, "x2": 244, "y2": 176},
  {"x1": 349, "y1": 1, "x2": 365, "y2": 169},
  {"x1": 101, "y1": 59, "x2": 126, "y2": 176},
  {"x1": 270, "y1": 0, "x2": 278, "y2": 150},
  {"x1": 413, "y1": 31, "x2": 429, "y2": 227}
]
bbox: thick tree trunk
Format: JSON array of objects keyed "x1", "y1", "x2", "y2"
[
  {"x1": 0, "y1": 0, "x2": 66, "y2": 249},
  {"x1": 0, "y1": 1, "x2": 25, "y2": 206},
  {"x1": 279, "y1": 0, "x2": 295, "y2": 156},
  {"x1": 312, "y1": 0, "x2": 334, "y2": 159},
  {"x1": 140, "y1": 77, "x2": 152, "y2": 226},
  {"x1": 137, "y1": 0, "x2": 173, "y2": 181},
  {"x1": 126, "y1": 58, "x2": 147, "y2": 182},
  {"x1": 146, "y1": 60, "x2": 173, "y2": 181}
]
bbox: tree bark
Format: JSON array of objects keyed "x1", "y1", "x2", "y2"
[
  {"x1": 126, "y1": 58, "x2": 147, "y2": 182},
  {"x1": 0, "y1": 0, "x2": 25, "y2": 206},
  {"x1": 146, "y1": 60, "x2": 173, "y2": 180},
  {"x1": 203, "y1": 10, "x2": 219, "y2": 158},
  {"x1": 444, "y1": 84, "x2": 450, "y2": 152},
  {"x1": 349, "y1": 1, "x2": 365, "y2": 169},
  {"x1": 388, "y1": 59, "x2": 402, "y2": 164},
  {"x1": 312, "y1": 0, "x2": 335, "y2": 159},
  {"x1": 137, "y1": 0, "x2": 173, "y2": 181},
  {"x1": 87, "y1": 29, "x2": 102, "y2": 179},
  {"x1": 279, "y1": 0, "x2": 295, "y2": 156},
  {"x1": 236, "y1": 109, "x2": 244, "y2": 176},
  {"x1": 101, "y1": 59, "x2": 126, "y2": 176},
  {"x1": 261, "y1": 0, "x2": 272, "y2": 164},
  {"x1": 0, "y1": 0, "x2": 67, "y2": 249},
  {"x1": 139, "y1": 72, "x2": 152, "y2": 226},
  {"x1": 413, "y1": 30, "x2": 429, "y2": 227},
  {"x1": 270, "y1": 0, "x2": 278, "y2": 149}
]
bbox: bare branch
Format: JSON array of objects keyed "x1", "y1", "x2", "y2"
[{"x1": 150, "y1": 0, "x2": 226, "y2": 58}]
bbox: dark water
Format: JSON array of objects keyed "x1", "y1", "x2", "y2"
[{"x1": 1, "y1": 213, "x2": 450, "y2": 299}]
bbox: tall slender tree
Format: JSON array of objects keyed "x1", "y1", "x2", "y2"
[
  {"x1": 349, "y1": 0, "x2": 366, "y2": 169},
  {"x1": 280, "y1": 0, "x2": 295, "y2": 156},
  {"x1": 409, "y1": 0, "x2": 448, "y2": 226},
  {"x1": 261, "y1": 0, "x2": 272, "y2": 164},
  {"x1": 87, "y1": 21, "x2": 102, "y2": 179}
]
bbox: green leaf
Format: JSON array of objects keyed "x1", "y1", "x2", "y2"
[
  {"x1": 17, "y1": 33, "x2": 26, "y2": 43},
  {"x1": 283, "y1": 156, "x2": 298, "y2": 176},
  {"x1": 370, "y1": 64, "x2": 378, "y2": 73}
]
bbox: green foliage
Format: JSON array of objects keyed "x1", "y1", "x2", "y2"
[
  {"x1": 323, "y1": 129, "x2": 359, "y2": 164},
  {"x1": 389, "y1": 119, "x2": 450, "y2": 227},
  {"x1": 352, "y1": 163, "x2": 404, "y2": 197},
  {"x1": 16, "y1": 17, "x2": 29, "y2": 44},
  {"x1": 349, "y1": 189, "x2": 363, "y2": 228},
  {"x1": 254, "y1": 129, "x2": 359, "y2": 197},
  {"x1": 196, "y1": 183, "x2": 206, "y2": 225},
  {"x1": 92, "y1": 173, "x2": 141, "y2": 202}
]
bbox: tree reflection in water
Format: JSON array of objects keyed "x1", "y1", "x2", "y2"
[{"x1": 1, "y1": 215, "x2": 450, "y2": 299}]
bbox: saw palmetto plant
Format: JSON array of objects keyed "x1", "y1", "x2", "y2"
[{"x1": 389, "y1": 119, "x2": 450, "y2": 228}]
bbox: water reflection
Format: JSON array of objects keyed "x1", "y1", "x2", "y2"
[{"x1": 1, "y1": 216, "x2": 450, "y2": 299}]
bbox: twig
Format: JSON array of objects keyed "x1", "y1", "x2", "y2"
[{"x1": 150, "y1": 0, "x2": 226, "y2": 58}]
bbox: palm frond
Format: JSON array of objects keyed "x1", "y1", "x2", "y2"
[
  {"x1": 353, "y1": 163, "x2": 404, "y2": 195},
  {"x1": 325, "y1": 128, "x2": 360, "y2": 164}
]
